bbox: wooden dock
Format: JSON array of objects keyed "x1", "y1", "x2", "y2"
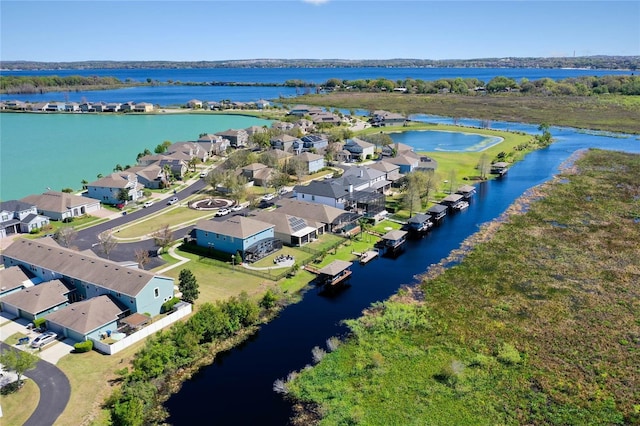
[{"x1": 352, "y1": 250, "x2": 379, "y2": 264}]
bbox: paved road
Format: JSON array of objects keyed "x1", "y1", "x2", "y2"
[{"x1": 0, "y1": 342, "x2": 70, "y2": 426}]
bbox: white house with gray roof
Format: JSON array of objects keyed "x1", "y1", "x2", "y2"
[
  {"x1": 20, "y1": 190, "x2": 101, "y2": 221},
  {"x1": 0, "y1": 200, "x2": 50, "y2": 238},
  {"x1": 86, "y1": 172, "x2": 144, "y2": 205}
]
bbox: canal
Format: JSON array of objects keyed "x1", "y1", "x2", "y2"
[{"x1": 165, "y1": 119, "x2": 640, "y2": 425}]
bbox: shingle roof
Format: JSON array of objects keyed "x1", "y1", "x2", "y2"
[
  {"x1": 20, "y1": 191, "x2": 99, "y2": 214},
  {"x1": 2, "y1": 238, "x2": 161, "y2": 297},
  {"x1": 251, "y1": 210, "x2": 321, "y2": 237},
  {"x1": 0, "y1": 200, "x2": 35, "y2": 213},
  {"x1": 0, "y1": 265, "x2": 37, "y2": 293},
  {"x1": 1, "y1": 279, "x2": 74, "y2": 314},
  {"x1": 298, "y1": 152, "x2": 324, "y2": 162},
  {"x1": 318, "y1": 260, "x2": 352, "y2": 276},
  {"x1": 381, "y1": 229, "x2": 407, "y2": 241},
  {"x1": 294, "y1": 180, "x2": 351, "y2": 200},
  {"x1": 275, "y1": 199, "x2": 347, "y2": 224},
  {"x1": 88, "y1": 173, "x2": 134, "y2": 189},
  {"x1": 45, "y1": 294, "x2": 126, "y2": 335},
  {"x1": 195, "y1": 217, "x2": 274, "y2": 239}
]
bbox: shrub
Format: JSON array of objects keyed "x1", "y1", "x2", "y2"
[
  {"x1": 497, "y1": 343, "x2": 522, "y2": 365},
  {"x1": 161, "y1": 297, "x2": 181, "y2": 313},
  {"x1": 143, "y1": 190, "x2": 152, "y2": 197},
  {"x1": 74, "y1": 340, "x2": 93, "y2": 353},
  {"x1": 33, "y1": 318, "x2": 46, "y2": 329}
]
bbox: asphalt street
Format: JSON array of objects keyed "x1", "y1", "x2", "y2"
[{"x1": 1, "y1": 342, "x2": 70, "y2": 426}]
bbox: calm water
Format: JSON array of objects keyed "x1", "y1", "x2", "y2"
[
  {"x1": 164, "y1": 122, "x2": 640, "y2": 425},
  {"x1": 0, "y1": 113, "x2": 270, "y2": 201},
  {"x1": 2, "y1": 67, "x2": 632, "y2": 106},
  {"x1": 389, "y1": 129, "x2": 504, "y2": 152}
]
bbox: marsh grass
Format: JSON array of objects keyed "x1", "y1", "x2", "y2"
[{"x1": 288, "y1": 149, "x2": 640, "y2": 425}]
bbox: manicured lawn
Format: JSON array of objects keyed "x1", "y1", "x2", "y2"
[
  {"x1": 1, "y1": 378, "x2": 40, "y2": 426},
  {"x1": 114, "y1": 206, "x2": 215, "y2": 239}
]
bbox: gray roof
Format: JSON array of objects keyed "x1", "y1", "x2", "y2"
[
  {"x1": 297, "y1": 152, "x2": 324, "y2": 162},
  {"x1": 381, "y1": 229, "x2": 407, "y2": 241},
  {"x1": 441, "y1": 194, "x2": 464, "y2": 203},
  {"x1": 275, "y1": 199, "x2": 348, "y2": 224},
  {"x1": 318, "y1": 260, "x2": 353, "y2": 276},
  {"x1": 0, "y1": 265, "x2": 37, "y2": 293},
  {"x1": 295, "y1": 176, "x2": 368, "y2": 200},
  {"x1": 0, "y1": 200, "x2": 35, "y2": 213},
  {"x1": 1, "y1": 279, "x2": 74, "y2": 314},
  {"x1": 88, "y1": 173, "x2": 134, "y2": 189},
  {"x1": 21, "y1": 191, "x2": 99, "y2": 214},
  {"x1": 251, "y1": 210, "x2": 320, "y2": 237},
  {"x1": 343, "y1": 166, "x2": 386, "y2": 182},
  {"x1": 45, "y1": 294, "x2": 126, "y2": 335},
  {"x1": 2, "y1": 238, "x2": 162, "y2": 297},
  {"x1": 407, "y1": 213, "x2": 432, "y2": 224},
  {"x1": 456, "y1": 185, "x2": 476, "y2": 194},
  {"x1": 428, "y1": 204, "x2": 448, "y2": 214},
  {"x1": 196, "y1": 217, "x2": 274, "y2": 239}
]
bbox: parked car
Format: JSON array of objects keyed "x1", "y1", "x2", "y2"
[
  {"x1": 30, "y1": 331, "x2": 57, "y2": 348},
  {"x1": 143, "y1": 201, "x2": 154, "y2": 208},
  {"x1": 116, "y1": 203, "x2": 125, "y2": 210},
  {"x1": 215, "y1": 208, "x2": 231, "y2": 217},
  {"x1": 200, "y1": 171, "x2": 208, "y2": 178},
  {"x1": 262, "y1": 193, "x2": 276, "y2": 201},
  {"x1": 231, "y1": 204, "x2": 243, "y2": 211},
  {"x1": 167, "y1": 197, "x2": 179, "y2": 205}
]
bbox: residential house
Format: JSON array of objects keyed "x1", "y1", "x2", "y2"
[
  {"x1": 206, "y1": 101, "x2": 221, "y2": 110},
  {"x1": 416, "y1": 156, "x2": 438, "y2": 172},
  {"x1": 31, "y1": 102, "x2": 49, "y2": 112},
  {"x1": 86, "y1": 172, "x2": 144, "y2": 205},
  {"x1": 255, "y1": 99, "x2": 270, "y2": 109},
  {"x1": 0, "y1": 279, "x2": 76, "y2": 321},
  {"x1": 241, "y1": 163, "x2": 276, "y2": 187},
  {"x1": 20, "y1": 191, "x2": 102, "y2": 221},
  {"x1": 134, "y1": 102, "x2": 154, "y2": 112},
  {"x1": 309, "y1": 111, "x2": 341, "y2": 126},
  {"x1": 370, "y1": 110, "x2": 407, "y2": 127},
  {"x1": 406, "y1": 213, "x2": 433, "y2": 233},
  {"x1": 167, "y1": 141, "x2": 209, "y2": 162},
  {"x1": 342, "y1": 166, "x2": 390, "y2": 193},
  {"x1": 125, "y1": 165, "x2": 167, "y2": 189},
  {"x1": 0, "y1": 200, "x2": 50, "y2": 238},
  {"x1": 104, "y1": 102, "x2": 122, "y2": 112},
  {"x1": 92, "y1": 102, "x2": 107, "y2": 112},
  {"x1": 343, "y1": 138, "x2": 376, "y2": 161},
  {"x1": 2, "y1": 237, "x2": 175, "y2": 318},
  {"x1": 381, "y1": 151, "x2": 421, "y2": 173},
  {"x1": 261, "y1": 149, "x2": 293, "y2": 168},
  {"x1": 216, "y1": 129, "x2": 248, "y2": 148},
  {"x1": 120, "y1": 102, "x2": 136, "y2": 112},
  {"x1": 158, "y1": 158, "x2": 188, "y2": 180},
  {"x1": 187, "y1": 99, "x2": 203, "y2": 109},
  {"x1": 79, "y1": 102, "x2": 93, "y2": 112},
  {"x1": 271, "y1": 121, "x2": 295, "y2": 132},
  {"x1": 297, "y1": 152, "x2": 325, "y2": 174},
  {"x1": 65, "y1": 102, "x2": 80, "y2": 112},
  {"x1": 45, "y1": 294, "x2": 129, "y2": 342},
  {"x1": 241, "y1": 163, "x2": 268, "y2": 181},
  {"x1": 251, "y1": 210, "x2": 321, "y2": 246},
  {"x1": 300, "y1": 134, "x2": 329, "y2": 152},
  {"x1": 288, "y1": 105, "x2": 323, "y2": 117},
  {"x1": 274, "y1": 198, "x2": 358, "y2": 234},
  {"x1": 45, "y1": 102, "x2": 65, "y2": 112},
  {"x1": 4, "y1": 100, "x2": 28, "y2": 110},
  {"x1": 193, "y1": 217, "x2": 279, "y2": 263},
  {"x1": 381, "y1": 142, "x2": 414, "y2": 157},
  {"x1": 0, "y1": 265, "x2": 40, "y2": 299},
  {"x1": 197, "y1": 133, "x2": 229, "y2": 156},
  {"x1": 245, "y1": 125, "x2": 268, "y2": 137},
  {"x1": 271, "y1": 134, "x2": 302, "y2": 154},
  {"x1": 294, "y1": 119, "x2": 315, "y2": 134},
  {"x1": 368, "y1": 161, "x2": 404, "y2": 187}
]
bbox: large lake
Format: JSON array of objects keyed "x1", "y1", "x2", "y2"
[
  {"x1": 0, "y1": 113, "x2": 270, "y2": 201},
  {"x1": 1, "y1": 67, "x2": 632, "y2": 106}
]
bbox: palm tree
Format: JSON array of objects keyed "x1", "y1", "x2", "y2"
[
  {"x1": 162, "y1": 164, "x2": 173, "y2": 186},
  {"x1": 358, "y1": 218, "x2": 372, "y2": 242}
]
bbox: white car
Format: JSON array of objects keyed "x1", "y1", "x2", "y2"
[
  {"x1": 167, "y1": 197, "x2": 179, "y2": 205},
  {"x1": 262, "y1": 193, "x2": 276, "y2": 201},
  {"x1": 215, "y1": 208, "x2": 231, "y2": 217},
  {"x1": 30, "y1": 331, "x2": 57, "y2": 348},
  {"x1": 231, "y1": 204, "x2": 243, "y2": 211},
  {"x1": 143, "y1": 201, "x2": 154, "y2": 208},
  {"x1": 200, "y1": 171, "x2": 208, "y2": 178}
]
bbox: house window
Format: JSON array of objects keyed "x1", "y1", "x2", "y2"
[{"x1": 154, "y1": 288, "x2": 159, "y2": 298}]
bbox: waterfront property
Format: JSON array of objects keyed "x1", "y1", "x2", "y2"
[
  {"x1": 316, "y1": 260, "x2": 353, "y2": 287},
  {"x1": 86, "y1": 172, "x2": 144, "y2": 205},
  {"x1": 193, "y1": 216, "x2": 280, "y2": 262},
  {"x1": 440, "y1": 193, "x2": 467, "y2": 211},
  {"x1": 343, "y1": 138, "x2": 375, "y2": 161},
  {"x1": 251, "y1": 210, "x2": 322, "y2": 247},
  {"x1": 406, "y1": 213, "x2": 433, "y2": 234},
  {"x1": 456, "y1": 184, "x2": 477, "y2": 199},
  {"x1": 427, "y1": 204, "x2": 448, "y2": 222},
  {"x1": 20, "y1": 190, "x2": 101, "y2": 221},
  {"x1": 378, "y1": 229, "x2": 408, "y2": 253},
  {"x1": 274, "y1": 198, "x2": 360, "y2": 234},
  {"x1": 491, "y1": 161, "x2": 509, "y2": 176}
]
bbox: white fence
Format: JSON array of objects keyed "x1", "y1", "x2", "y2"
[{"x1": 91, "y1": 304, "x2": 192, "y2": 355}]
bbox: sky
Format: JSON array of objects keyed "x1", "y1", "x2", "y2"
[{"x1": 1, "y1": 0, "x2": 638, "y2": 62}]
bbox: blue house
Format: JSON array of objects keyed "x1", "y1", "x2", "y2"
[
  {"x1": 1, "y1": 238, "x2": 174, "y2": 318},
  {"x1": 194, "y1": 217, "x2": 279, "y2": 263},
  {"x1": 301, "y1": 134, "x2": 329, "y2": 151}
]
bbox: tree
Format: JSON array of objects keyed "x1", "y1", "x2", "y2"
[
  {"x1": 134, "y1": 249, "x2": 150, "y2": 269},
  {"x1": 188, "y1": 157, "x2": 199, "y2": 172},
  {"x1": 477, "y1": 153, "x2": 491, "y2": 180},
  {"x1": 424, "y1": 170, "x2": 439, "y2": 203},
  {"x1": 358, "y1": 218, "x2": 372, "y2": 242},
  {"x1": 117, "y1": 188, "x2": 130, "y2": 204},
  {"x1": 97, "y1": 231, "x2": 118, "y2": 259},
  {"x1": 402, "y1": 171, "x2": 427, "y2": 217},
  {"x1": 0, "y1": 348, "x2": 39, "y2": 388},
  {"x1": 113, "y1": 164, "x2": 124, "y2": 172},
  {"x1": 178, "y1": 269, "x2": 199, "y2": 304},
  {"x1": 536, "y1": 123, "x2": 553, "y2": 147},
  {"x1": 54, "y1": 226, "x2": 77, "y2": 248},
  {"x1": 162, "y1": 164, "x2": 173, "y2": 186},
  {"x1": 154, "y1": 140, "x2": 172, "y2": 154},
  {"x1": 151, "y1": 224, "x2": 173, "y2": 253},
  {"x1": 260, "y1": 289, "x2": 278, "y2": 310},
  {"x1": 81, "y1": 179, "x2": 89, "y2": 190}
]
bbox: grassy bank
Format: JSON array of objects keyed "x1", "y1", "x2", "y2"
[
  {"x1": 287, "y1": 149, "x2": 640, "y2": 425},
  {"x1": 288, "y1": 92, "x2": 640, "y2": 134}
]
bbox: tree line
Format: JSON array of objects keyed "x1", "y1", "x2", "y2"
[
  {"x1": 322, "y1": 74, "x2": 640, "y2": 96},
  {"x1": 0, "y1": 75, "x2": 126, "y2": 94}
]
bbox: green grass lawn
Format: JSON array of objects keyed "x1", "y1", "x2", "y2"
[
  {"x1": 1, "y1": 377, "x2": 40, "y2": 426},
  {"x1": 114, "y1": 206, "x2": 216, "y2": 239}
]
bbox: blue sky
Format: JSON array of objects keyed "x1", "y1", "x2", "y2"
[{"x1": 1, "y1": 1, "x2": 638, "y2": 61}]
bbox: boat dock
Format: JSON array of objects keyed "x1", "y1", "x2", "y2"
[
  {"x1": 306, "y1": 260, "x2": 354, "y2": 287},
  {"x1": 352, "y1": 249, "x2": 379, "y2": 264}
]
